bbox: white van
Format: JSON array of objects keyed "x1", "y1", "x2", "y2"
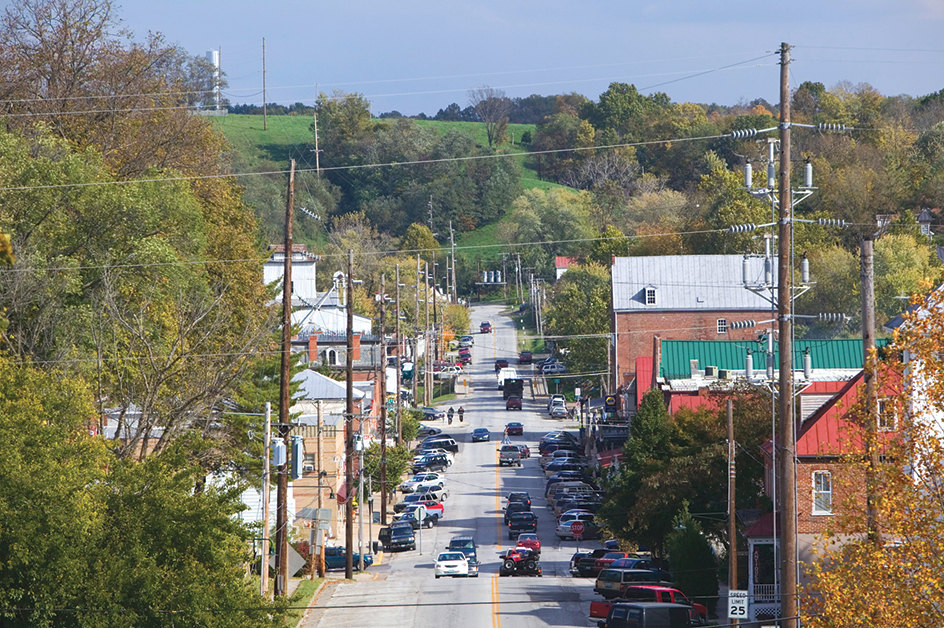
[{"x1": 497, "y1": 367, "x2": 518, "y2": 390}]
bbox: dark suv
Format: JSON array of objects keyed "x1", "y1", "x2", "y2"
[
  {"x1": 379, "y1": 523, "x2": 416, "y2": 551},
  {"x1": 507, "y1": 492, "x2": 532, "y2": 509},
  {"x1": 507, "y1": 512, "x2": 538, "y2": 539},
  {"x1": 412, "y1": 454, "x2": 448, "y2": 473},
  {"x1": 447, "y1": 536, "x2": 478, "y2": 562},
  {"x1": 495, "y1": 358, "x2": 509, "y2": 372},
  {"x1": 503, "y1": 500, "x2": 531, "y2": 524}
]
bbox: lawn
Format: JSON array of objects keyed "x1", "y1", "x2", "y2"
[{"x1": 213, "y1": 114, "x2": 316, "y2": 172}]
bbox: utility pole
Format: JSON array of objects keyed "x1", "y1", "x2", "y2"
[
  {"x1": 379, "y1": 273, "x2": 388, "y2": 525},
  {"x1": 262, "y1": 38, "x2": 267, "y2": 131},
  {"x1": 432, "y1": 258, "x2": 439, "y2": 362},
  {"x1": 315, "y1": 401, "x2": 324, "y2": 577},
  {"x1": 345, "y1": 249, "x2": 355, "y2": 579},
  {"x1": 217, "y1": 47, "x2": 222, "y2": 111},
  {"x1": 413, "y1": 254, "x2": 420, "y2": 407},
  {"x1": 776, "y1": 42, "x2": 797, "y2": 628},
  {"x1": 428, "y1": 196, "x2": 434, "y2": 234},
  {"x1": 424, "y1": 262, "x2": 432, "y2": 406},
  {"x1": 313, "y1": 114, "x2": 321, "y2": 177},
  {"x1": 450, "y1": 221, "x2": 457, "y2": 302},
  {"x1": 274, "y1": 160, "x2": 295, "y2": 598},
  {"x1": 357, "y1": 420, "x2": 365, "y2": 572},
  {"x1": 727, "y1": 399, "x2": 738, "y2": 628},
  {"x1": 395, "y1": 264, "x2": 403, "y2": 444},
  {"x1": 861, "y1": 235, "x2": 882, "y2": 547},
  {"x1": 261, "y1": 402, "x2": 271, "y2": 597}
]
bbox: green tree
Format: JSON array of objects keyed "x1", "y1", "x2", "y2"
[
  {"x1": 543, "y1": 263, "x2": 611, "y2": 374},
  {"x1": 400, "y1": 223, "x2": 440, "y2": 263},
  {"x1": 589, "y1": 225, "x2": 630, "y2": 265},
  {"x1": 665, "y1": 505, "x2": 719, "y2": 614},
  {"x1": 362, "y1": 442, "x2": 414, "y2": 496}
]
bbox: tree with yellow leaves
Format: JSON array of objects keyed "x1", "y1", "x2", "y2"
[{"x1": 803, "y1": 285, "x2": 944, "y2": 628}]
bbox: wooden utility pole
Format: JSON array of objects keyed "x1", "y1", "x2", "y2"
[
  {"x1": 345, "y1": 249, "x2": 355, "y2": 579},
  {"x1": 275, "y1": 160, "x2": 295, "y2": 598},
  {"x1": 777, "y1": 42, "x2": 797, "y2": 628},
  {"x1": 261, "y1": 402, "x2": 271, "y2": 596},
  {"x1": 313, "y1": 113, "x2": 321, "y2": 176},
  {"x1": 316, "y1": 401, "x2": 325, "y2": 577},
  {"x1": 449, "y1": 221, "x2": 457, "y2": 301},
  {"x1": 395, "y1": 264, "x2": 403, "y2": 443},
  {"x1": 861, "y1": 236, "x2": 882, "y2": 547},
  {"x1": 424, "y1": 262, "x2": 431, "y2": 406},
  {"x1": 262, "y1": 38, "x2": 267, "y2": 131},
  {"x1": 727, "y1": 399, "x2": 738, "y2": 627},
  {"x1": 413, "y1": 254, "x2": 421, "y2": 406},
  {"x1": 379, "y1": 273, "x2": 388, "y2": 525}
]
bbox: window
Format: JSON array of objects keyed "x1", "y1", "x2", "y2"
[
  {"x1": 877, "y1": 398, "x2": 897, "y2": 431},
  {"x1": 327, "y1": 349, "x2": 337, "y2": 365},
  {"x1": 645, "y1": 287, "x2": 657, "y2": 305},
  {"x1": 717, "y1": 318, "x2": 728, "y2": 334},
  {"x1": 812, "y1": 470, "x2": 832, "y2": 514}
]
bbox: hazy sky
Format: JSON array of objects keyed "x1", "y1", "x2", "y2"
[{"x1": 77, "y1": 1, "x2": 944, "y2": 114}]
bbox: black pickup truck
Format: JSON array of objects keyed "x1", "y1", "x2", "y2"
[
  {"x1": 571, "y1": 548, "x2": 613, "y2": 577},
  {"x1": 379, "y1": 523, "x2": 416, "y2": 551}
]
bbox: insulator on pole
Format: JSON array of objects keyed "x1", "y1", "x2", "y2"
[
  {"x1": 729, "y1": 224, "x2": 756, "y2": 233},
  {"x1": 766, "y1": 351, "x2": 774, "y2": 381},
  {"x1": 817, "y1": 312, "x2": 846, "y2": 323},
  {"x1": 803, "y1": 350, "x2": 812, "y2": 380},
  {"x1": 804, "y1": 161, "x2": 813, "y2": 188},
  {"x1": 744, "y1": 162, "x2": 753, "y2": 189},
  {"x1": 730, "y1": 320, "x2": 756, "y2": 330},
  {"x1": 816, "y1": 218, "x2": 846, "y2": 227},
  {"x1": 817, "y1": 123, "x2": 846, "y2": 132},
  {"x1": 731, "y1": 128, "x2": 758, "y2": 139},
  {"x1": 767, "y1": 162, "x2": 775, "y2": 189},
  {"x1": 801, "y1": 255, "x2": 810, "y2": 284},
  {"x1": 745, "y1": 350, "x2": 754, "y2": 380}
]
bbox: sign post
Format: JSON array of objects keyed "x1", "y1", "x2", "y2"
[
  {"x1": 728, "y1": 590, "x2": 749, "y2": 621},
  {"x1": 571, "y1": 521, "x2": 585, "y2": 551}
]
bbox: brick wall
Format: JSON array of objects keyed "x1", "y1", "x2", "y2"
[
  {"x1": 614, "y1": 309, "x2": 770, "y2": 386},
  {"x1": 796, "y1": 460, "x2": 865, "y2": 535}
]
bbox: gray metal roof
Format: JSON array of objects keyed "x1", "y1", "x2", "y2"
[
  {"x1": 293, "y1": 369, "x2": 365, "y2": 400},
  {"x1": 612, "y1": 255, "x2": 777, "y2": 312}
]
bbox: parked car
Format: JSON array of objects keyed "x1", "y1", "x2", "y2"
[
  {"x1": 494, "y1": 358, "x2": 509, "y2": 372},
  {"x1": 412, "y1": 454, "x2": 449, "y2": 473},
  {"x1": 595, "y1": 569, "x2": 667, "y2": 599},
  {"x1": 379, "y1": 523, "x2": 416, "y2": 551},
  {"x1": 515, "y1": 533, "x2": 541, "y2": 556},
  {"x1": 418, "y1": 499, "x2": 445, "y2": 520},
  {"x1": 417, "y1": 424, "x2": 443, "y2": 438},
  {"x1": 413, "y1": 448, "x2": 454, "y2": 466},
  {"x1": 514, "y1": 444, "x2": 531, "y2": 458},
  {"x1": 459, "y1": 354, "x2": 472, "y2": 365},
  {"x1": 573, "y1": 548, "x2": 613, "y2": 577},
  {"x1": 422, "y1": 407, "x2": 446, "y2": 421},
  {"x1": 505, "y1": 421, "x2": 524, "y2": 436},
  {"x1": 498, "y1": 547, "x2": 542, "y2": 577},
  {"x1": 543, "y1": 362, "x2": 567, "y2": 375},
  {"x1": 421, "y1": 437, "x2": 458, "y2": 453},
  {"x1": 415, "y1": 484, "x2": 449, "y2": 501},
  {"x1": 507, "y1": 512, "x2": 538, "y2": 539},
  {"x1": 550, "y1": 405, "x2": 569, "y2": 419},
  {"x1": 471, "y1": 428, "x2": 490, "y2": 442},
  {"x1": 505, "y1": 396, "x2": 522, "y2": 411},
  {"x1": 480, "y1": 321, "x2": 492, "y2": 333},
  {"x1": 596, "y1": 602, "x2": 703, "y2": 628},
  {"x1": 446, "y1": 536, "x2": 478, "y2": 562},
  {"x1": 399, "y1": 472, "x2": 445, "y2": 493},
  {"x1": 547, "y1": 394, "x2": 566, "y2": 413},
  {"x1": 518, "y1": 350, "x2": 532, "y2": 364},
  {"x1": 589, "y1": 586, "x2": 707, "y2": 622},
  {"x1": 393, "y1": 493, "x2": 430, "y2": 513},
  {"x1": 595, "y1": 552, "x2": 636, "y2": 572},
  {"x1": 458, "y1": 335, "x2": 474, "y2": 348},
  {"x1": 556, "y1": 511, "x2": 600, "y2": 540},
  {"x1": 324, "y1": 546, "x2": 373, "y2": 571},
  {"x1": 434, "y1": 552, "x2": 469, "y2": 578},
  {"x1": 398, "y1": 509, "x2": 437, "y2": 530}
]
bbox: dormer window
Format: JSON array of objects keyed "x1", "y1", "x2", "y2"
[{"x1": 645, "y1": 287, "x2": 657, "y2": 305}]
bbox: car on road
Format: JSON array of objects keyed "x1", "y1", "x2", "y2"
[
  {"x1": 415, "y1": 484, "x2": 450, "y2": 501},
  {"x1": 418, "y1": 499, "x2": 445, "y2": 520},
  {"x1": 324, "y1": 546, "x2": 373, "y2": 571},
  {"x1": 550, "y1": 405, "x2": 568, "y2": 419},
  {"x1": 399, "y1": 472, "x2": 445, "y2": 493},
  {"x1": 589, "y1": 586, "x2": 708, "y2": 621},
  {"x1": 393, "y1": 493, "x2": 431, "y2": 513},
  {"x1": 459, "y1": 354, "x2": 472, "y2": 365},
  {"x1": 412, "y1": 454, "x2": 449, "y2": 474},
  {"x1": 480, "y1": 321, "x2": 492, "y2": 333},
  {"x1": 494, "y1": 358, "x2": 509, "y2": 372},
  {"x1": 505, "y1": 421, "x2": 524, "y2": 436},
  {"x1": 422, "y1": 407, "x2": 446, "y2": 422},
  {"x1": 514, "y1": 444, "x2": 531, "y2": 458},
  {"x1": 544, "y1": 459, "x2": 588, "y2": 477},
  {"x1": 421, "y1": 436, "x2": 459, "y2": 453},
  {"x1": 507, "y1": 512, "x2": 538, "y2": 539},
  {"x1": 379, "y1": 523, "x2": 416, "y2": 551},
  {"x1": 505, "y1": 396, "x2": 522, "y2": 411},
  {"x1": 556, "y1": 511, "x2": 600, "y2": 539},
  {"x1": 507, "y1": 492, "x2": 532, "y2": 508},
  {"x1": 518, "y1": 350, "x2": 532, "y2": 364},
  {"x1": 547, "y1": 394, "x2": 565, "y2": 412},
  {"x1": 458, "y1": 335, "x2": 474, "y2": 348},
  {"x1": 515, "y1": 533, "x2": 542, "y2": 556},
  {"x1": 446, "y1": 537, "x2": 478, "y2": 562},
  {"x1": 498, "y1": 444, "x2": 522, "y2": 467},
  {"x1": 542, "y1": 362, "x2": 567, "y2": 375},
  {"x1": 434, "y1": 552, "x2": 469, "y2": 578},
  {"x1": 417, "y1": 424, "x2": 442, "y2": 438},
  {"x1": 498, "y1": 548, "x2": 542, "y2": 577},
  {"x1": 413, "y1": 448, "x2": 454, "y2": 466},
  {"x1": 594, "y1": 569, "x2": 669, "y2": 599},
  {"x1": 595, "y1": 552, "x2": 638, "y2": 573},
  {"x1": 596, "y1": 602, "x2": 703, "y2": 628},
  {"x1": 503, "y1": 500, "x2": 530, "y2": 524},
  {"x1": 471, "y1": 428, "x2": 490, "y2": 442},
  {"x1": 398, "y1": 509, "x2": 437, "y2": 530}
]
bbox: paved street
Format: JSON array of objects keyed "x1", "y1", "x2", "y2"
[{"x1": 302, "y1": 303, "x2": 598, "y2": 628}]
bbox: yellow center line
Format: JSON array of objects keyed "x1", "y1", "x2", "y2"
[{"x1": 491, "y1": 574, "x2": 502, "y2": 628}]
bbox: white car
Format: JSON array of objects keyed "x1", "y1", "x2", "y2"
[
  {"x1": 543, "y1": 362, "x2": 567, "y2": 375},
  {"x1": 435, "y1": 551, "x2": 469, "y2": 578},
  {"x1": 555, "y1": 510, "x2": 596, "y2": 539},
  {"x1": 416, "y1": 484, "x2": 450, "y2": 501},
  {"x1": 399, "y1": 472, "x2": 445, "y2": 493}
]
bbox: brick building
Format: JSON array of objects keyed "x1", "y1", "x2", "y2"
[{"x1": 611, "y1": 255, "x2": 774, "y2": 393}]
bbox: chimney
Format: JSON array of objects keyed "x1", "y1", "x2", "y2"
[
  {"x1": 352, "y1": 334, "x2": 362, "y2": 361},
  {"x1": 308, "y1": 331, "x2": 321, "y2": 363},
  {"x1": 652, "y1": 335, "x2": 662, "y2": 389}
]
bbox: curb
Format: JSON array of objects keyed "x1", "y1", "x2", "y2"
[{"x1": 295, "y1": 578, "x2": 329, "y2": 628}]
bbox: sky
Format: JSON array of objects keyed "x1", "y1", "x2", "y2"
[{"x1": 50, "y1": 1, "x2": 944, "y2": 115}]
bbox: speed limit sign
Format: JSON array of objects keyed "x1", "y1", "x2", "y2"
[
  {"x1": 571, "y1": 521, "x2": 585, "y2": 538},
  {"x1": 728, "y1": 590, "x2": 748, "y2": 619}
]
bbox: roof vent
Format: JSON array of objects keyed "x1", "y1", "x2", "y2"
[
  {"x1": 718, "y1": 369, "x2": 730, "y2": 380},
  {"x1": 705, "y1": 366, "x2": 718, "y2": 378}
]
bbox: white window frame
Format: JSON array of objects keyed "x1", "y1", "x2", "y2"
[
  {"x1": 812, "y1": 470, "x2": 832, "y2": 515},
  {"x1": 877, "y1": 398, "x2": 897, "y2": 431},
  {"x1": 717, "y1": 318, "x2": 728, "y2": 334},
  {"x1": 645, "y1": 287, "x2": 657, "y2": 305}
]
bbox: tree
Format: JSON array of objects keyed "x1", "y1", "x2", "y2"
[
  {"x1": 803, "y1": 287, "x2": 944, "y2": 628},
  {"x1": 469, "y1": 86, "x2": 511, "y2": 147},
  {"x1": 362, "y1": 442, "x2": 413, "y2": 496},
  {"x1": 665, "y1": 505, "x2": 719, "y2": 614},
  {"x1": 543, "y1": 263, "x2": 611, "y2": 373},
  {"x1": 400, "y1": 223, "x2": 440, "y2": 263}
]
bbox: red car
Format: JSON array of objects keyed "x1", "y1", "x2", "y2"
[
  {"x1": 505, "y1": 396, "x2": 522, "y2": 411},
  {"x1": 516, "y1": 533, "x2": 541, "y2": 556},
  {"x1": 505, "y1": 422, "x2": 524, "y2": 436},
  {"x1": 594, "y1": 551, "x2": 635, "y2": 573},
  {"x1": 589, "y1": 585, "x2": 708, "y2": 620},
  {"x1": 480, "y1": 321, "x2": 492, "y2": 333},
  {"x1": 515, "y1": 444, "x2": 531, "y2": 459},
  {"x1": 420, "y1": 499, "x2": 445, "y2": 520}
]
